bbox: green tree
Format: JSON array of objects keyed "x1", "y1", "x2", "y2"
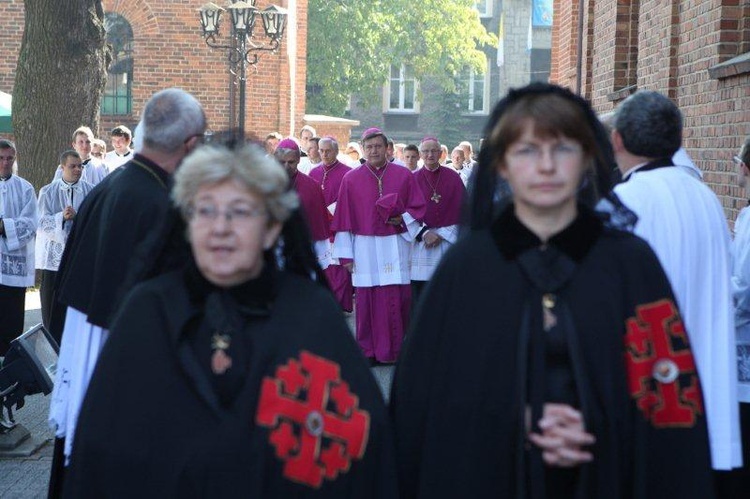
[
  {"x1": 307, "y1": 0, "x2": 495, "y2": 116},
  {"x1": 13, "y1": 0, "x2": 108, "y2": 189}
]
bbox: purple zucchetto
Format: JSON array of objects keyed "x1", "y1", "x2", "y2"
[
  {"x1": 361, "y1": 127, "x2": 385, "y2": 142},
  {"x1": 276, "y1": 138, "x2": 301, "y2": 153}
]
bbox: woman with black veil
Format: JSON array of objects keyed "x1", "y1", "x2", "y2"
[
  {"x1": 391, "y1": 83, "x2": 714, "y2": 498},
  {"x1": 63, "y1": 137, "x2": 397, "y2": 498}
]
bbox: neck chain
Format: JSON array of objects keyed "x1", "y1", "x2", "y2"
[
  {"x1": 321, "y1": 161, "x2": 339, "y2": 191},
  {"x1": 132, "y1": 158, "x2": 167, "y2": 190},
  {"x1": 366, "y1": 162, "x2": 388, "y2": 197},
  {"x1": 423, "y1": 166, "x2": 442, "y2": 203}
]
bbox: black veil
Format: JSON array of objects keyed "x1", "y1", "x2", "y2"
[{"x1": 465, "y1": 83, "x2": 620, "y2": 231}]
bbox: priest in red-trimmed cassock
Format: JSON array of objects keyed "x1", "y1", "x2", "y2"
[
  {"x1": 309, "y1": 137, "x2": 354, "y2": 312},
  {"x1": 331, "y1": 128, "x2": 426, "y2": 364}
]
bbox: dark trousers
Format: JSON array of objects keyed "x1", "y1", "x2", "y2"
[
  {"x1": 40, "y1": 270, "x2": 56, "y2": 332},
  {"x1": 715, "y1": 402, "x2": 750, "y2": 498},
  {"x1": 0, "y1": 283, "x2": 25, "y2": 356},
  {"x1": 410, "y1": 280, "x2": 427, "y2": 319}
]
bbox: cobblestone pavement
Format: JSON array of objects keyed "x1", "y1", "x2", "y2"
[{"x1": 0, "y1": 291, "x2": 394, "y2": 498}]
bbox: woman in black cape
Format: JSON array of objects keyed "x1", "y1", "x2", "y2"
[{"x1": 390, "y1": 83, "x2": 714, "y2": 499}]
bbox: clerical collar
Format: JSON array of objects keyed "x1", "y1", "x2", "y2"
[
  {"x1": 621, "y1": 157, "x2": 674, "y2": 182},
  {"x1": 116, "y1": 150, "x2": 132, "y2": 158},
  {"x1": 61, "y1": 178, "x2": 78, "y2": 187},
  {"x1": 0, "y1": 174, "x2": 11, "y2": 182},
  {"x1": 491, "y1": 204, "x2": 602, "y2": 263},
  {"x1": 324, "y1": 160, "x2": 339, "y2": 171}
]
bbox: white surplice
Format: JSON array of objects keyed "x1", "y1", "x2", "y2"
[
  {"x1": 35, "y1": 179, "x2": 94, "y2": 271},
  {"x1": 53, "y1": 158, "x2": 108, "y2": 186},
  {"x1": 103, "y1": 149, "x2": 133, "y2": 172},
  {"x1": 49, "y1": 307, "x2": 109, "y2": 463},
  {"x1": 332, "y1": 212, "x2": 421, "y2": 287},
  {"x1": 410, "y1": 224, "x2": 458, "y2": 281},
  {"x1": 0, "y1": 175, "x2": 37, "y2": 287},
  {"x1": 612, "y1": 165, "x2": 741, "y2": 470},
  {"x1": 731, "y1": 205, "x2": 750, "y2": 404}
]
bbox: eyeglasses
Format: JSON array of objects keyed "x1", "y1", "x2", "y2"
[
  {"x1": 0, "y1": 155, "x2": 15, "y2": 162},
  {"x1": 189, "y1": 204, "x2": 266, "y2": 224}
]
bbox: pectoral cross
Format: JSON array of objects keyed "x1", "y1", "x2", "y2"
[{"x1": 430, "y1": 192, "x2": 441, "y2": 204}]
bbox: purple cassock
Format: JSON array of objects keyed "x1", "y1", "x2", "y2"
[
  {"x1": 292, "y1": 171, "x2": 330, "y2": 242},
  {"x1": 309, "y1": 160, "x2": 354, "y2": 312},
  {"x1": 332, "y1": 162, "x2": 427, "y2": 362},
  {"x1": 413, "y1": 166, "x2": 465, "y2": 229}
]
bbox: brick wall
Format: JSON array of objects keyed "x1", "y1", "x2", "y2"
[
  {"x1": 0, "y1": 0, "x2": 308, "y2": 143},
  {"x1": 552, "y1": 0, "x2": 750, "y2": 222}
]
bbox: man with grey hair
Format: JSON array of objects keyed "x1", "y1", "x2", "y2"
[
  {"x1": 310, "y1": 136, "x2": 354, "y2": 311},
  {"x1": 48, "y1": 88, "x2": 206, "y2": 486},
  {"x1": 607, "y1": 90, "x2": 741, "y2": 475}
]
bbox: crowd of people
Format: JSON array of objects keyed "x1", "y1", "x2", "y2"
[{"x1": 0, "y1": 82, "x2": 748, "y2": 497}]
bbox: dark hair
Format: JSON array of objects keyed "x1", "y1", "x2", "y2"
[
  {"x1": 111, "y1": 125, "x2": 132, "y2": 139},
  {"x1": 614, "y1": 90, "x2": 682, "y2": 159},
  {"x1": 309, "y1": 136, "x2": 321, "y2": 145},
  {"x1": 361, "y1": 131, "x2": 388, "y2": 147},
  {"x1": 404, "y1": 144, "x2": 419, "y2": 154},
  {"x1": 467, "y1": 83, "x2": 616, "y2": 230},
  {"x1": 59, "y1": 149, "x2": 81, "y2": 165}
]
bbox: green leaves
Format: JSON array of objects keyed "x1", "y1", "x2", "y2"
[{"x1": 307, "y1": 0, "x2": 496, "y2": 115}]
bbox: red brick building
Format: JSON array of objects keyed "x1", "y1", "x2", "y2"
[
  {"x1": 0, "y1": 0, "x2": 309, "y2": 141},
  {"x1": 552, "y1": 0, "x2": 750, "y2": 220}
]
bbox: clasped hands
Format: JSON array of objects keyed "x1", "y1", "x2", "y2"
[
  {"x1": 63, "y1": 206, "x2": 76, "y2": 221},
  {"x1": 527, "y1": 403, "x2": 595, "y2": 468}
]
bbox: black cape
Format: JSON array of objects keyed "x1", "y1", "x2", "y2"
[
  {"x1": 53, "y1": 154, "x2": 189, "y2": 331},
  {"x1": 391, "y1": 205, "x2": 714, "y2": 499},
  {"x1": 63, "y1": 266, "x2": 398, "y2": 498}
]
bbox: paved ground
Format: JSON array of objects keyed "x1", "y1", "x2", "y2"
[{"x1": 0, "y1": 291, "x2": 394, "y2": 498}]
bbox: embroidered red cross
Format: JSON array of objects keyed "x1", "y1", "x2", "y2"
[
  {"x1": 256, "y1": 351, "x2": 370, "y2": 488},
  {"x1": 624, "y1": 299, "x2": 703, "y2": 427}
]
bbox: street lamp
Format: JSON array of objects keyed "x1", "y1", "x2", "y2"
[{"x1": 198, "y1": 1, "x2": 288, "y2": 137}]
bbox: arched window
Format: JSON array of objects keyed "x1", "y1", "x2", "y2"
[{"x1": 102, "y1": 13, "x2": 133, "y2": 116}]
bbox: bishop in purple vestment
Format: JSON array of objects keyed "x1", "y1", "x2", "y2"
[
  {"x1": 309, "y1": 137, "x2": 354, "y2": 312},
  {"x1": 331, "y1": 128, "x2": 426, "y2": 363},
  {"x1": 411, "y1": 137, "x2": 465, "y2": 307},
  {"x1": 275, "y1": 139, "x2": 331, "y2": 270}
]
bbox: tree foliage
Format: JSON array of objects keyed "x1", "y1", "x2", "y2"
[
  {"x1": 307, "y1": 0, "x2": 496, "y2": 116},
  {"x1": 14, "y1": 0, "x2": 108, "y2": 189}
]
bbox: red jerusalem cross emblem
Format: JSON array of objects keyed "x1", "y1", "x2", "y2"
[
  {"x1": 624, "y1": 299, "x2": 703, "y2": 428},
  {"x1": 256, "y1": 351, "x2": 370, "y2": 488}
]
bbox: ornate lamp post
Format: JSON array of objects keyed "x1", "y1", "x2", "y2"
[{"x1": 198, "y1": 1, "x2": 287, "y2": 137}]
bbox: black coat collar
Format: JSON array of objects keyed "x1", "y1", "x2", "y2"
[
  {"x1": 621, "y1": 157, "x2": 674, "y2": 182},
  {"x1": 491, "y1": 204, "x2": 603, "y2": 263}
]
